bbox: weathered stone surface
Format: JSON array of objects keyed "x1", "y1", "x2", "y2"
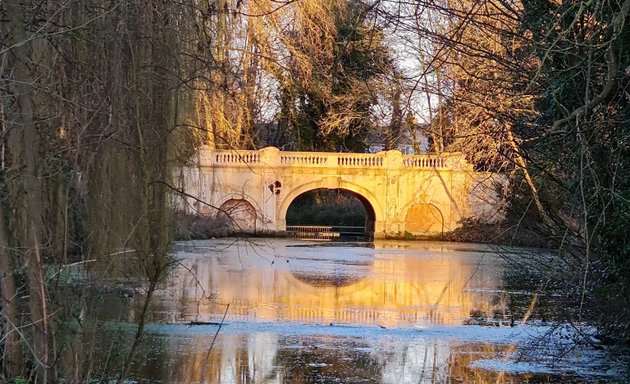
[{"x1": 179, "y1": 147, "x2": 502, "y2": 238}]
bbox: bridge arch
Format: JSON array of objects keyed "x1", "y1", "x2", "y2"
[
  {"x1": 216, "y1": 195, "x2": 262, "y2": 234},
  {"x1": 217, "y1": 193, "x2": 264, "y2": 215},
  {"x1": 278, "y1": 179, "x2": 385, "y2": 234}
]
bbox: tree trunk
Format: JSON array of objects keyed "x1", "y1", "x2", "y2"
[
  {"x1": 5, "y1": 1, "x2": 51, "y2": 382},
  {"x1": 0, "y1": 207, "x2": 21, "y2": 379},
  {"x1": 506, "y1": 126, "x2": 555, "y2": 229}
]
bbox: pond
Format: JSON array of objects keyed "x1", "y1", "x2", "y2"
[{"x1": 70, "y1": 239, "x2": 629, "y2": 383}]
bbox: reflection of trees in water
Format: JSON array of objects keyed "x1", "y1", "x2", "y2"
[
  {"x1": 157, "y1": 333, "x2": 281, "y2": 384},
  {"x1": 446, "y1": 343, "x2": 534, "y2": 383},
  {"x1": 371, "y1": 339, "x2": 450, "y2": 384},
  {"x1": 276, "y1": 336, "x2": 381, "y2": 383},
  {"x1": 125, "y1": 331, "x2": 534, "y2": 383}
]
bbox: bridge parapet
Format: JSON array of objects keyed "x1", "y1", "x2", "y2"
[{"x1": 199, "y1": 146, "x2": 470, "y2": 171}]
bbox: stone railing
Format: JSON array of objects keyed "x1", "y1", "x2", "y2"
[
  {"x1": 403, "y1": 156, "x2": 446, "y2": 168},
  {"x1": 280, "y1": 153, "x2": 329, "y2": 165},
  {"x1": 337, "y1": 153, "x2": 384, "y2": 167},
  {"x1": 199, "y1": 146, "x2": 468, "y2": 170},
  {"x1": 214, "y1": 151, "x2": 260, "y2": 164}
]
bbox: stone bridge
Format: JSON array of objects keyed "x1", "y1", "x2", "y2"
[{"x1": 180, "y1": 146, "x2": 501, "y2": 238}]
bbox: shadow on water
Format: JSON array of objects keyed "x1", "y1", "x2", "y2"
[{"x1": 60, "y1": 238, "x2": 630, "y2": 383}]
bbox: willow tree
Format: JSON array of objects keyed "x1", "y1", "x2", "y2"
[
  {"x1": 188, "y1": 0, "x2": 271, "y2": 150},
  {"x1": 2, "y1": 2, "x2": 53, "y2": 381},
  {"x1": 1, "y1": 0, "x2": 200, "y2": 381}
]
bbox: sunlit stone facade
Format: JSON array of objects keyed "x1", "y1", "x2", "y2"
[{"x1": 180, "y1": 146, "x2": 502, "y2": 238}]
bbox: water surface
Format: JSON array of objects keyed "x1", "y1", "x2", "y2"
[{"x1": 79, "y1": 239, "x2": 628, "y2": 383}]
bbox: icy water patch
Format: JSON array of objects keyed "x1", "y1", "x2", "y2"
[{"x1": 97, "y1": 320, "x2": 628, "y2": 383}]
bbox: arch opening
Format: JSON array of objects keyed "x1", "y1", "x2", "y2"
[{"x1": 285, "y1": 189, "x2": 376, "y2": 239}]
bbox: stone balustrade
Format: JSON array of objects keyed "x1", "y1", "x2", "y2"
[
  {"x1": 280, "y1": 153, "x2": 329, "y2": 165},
  {"x1": 200, "y1": 146, "x2": 468, "y2": 171},
  {"x1": 214, "y1": 152, "x2": 260, "y2": 164}
]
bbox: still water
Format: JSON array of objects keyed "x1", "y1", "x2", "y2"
[{"x1": 82, "y1": 239, "x2": 628, "y2": 383}]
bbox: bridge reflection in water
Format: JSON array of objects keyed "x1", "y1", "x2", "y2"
[
  {"x1": 158, "y1": 240, "x2": 505, "y2": 327},
  {"x1": 115, "y1": 239, "x2": 520, "y2": 383}
]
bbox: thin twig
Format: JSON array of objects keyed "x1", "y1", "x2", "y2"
[{"x1": 199, "y1": 303, "x2": 230, "y2": 384}]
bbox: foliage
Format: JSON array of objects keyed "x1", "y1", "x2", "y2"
[
  {"x1": 275, "y1": 0, "x2": 397, "y2": 151},
  {"x1": 286, "y1": 189, "x2": 366, "y2": 226},
  {"x1": 0, "y1": 0, "x2": 201, "y2": 381},
  {"x1": 518, "y1": 0, "x2": 630, "y2": 342}
]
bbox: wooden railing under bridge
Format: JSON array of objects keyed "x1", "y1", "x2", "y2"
[{"x1": 286, "y1": 225, "x2": 368, "y2": 240}]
